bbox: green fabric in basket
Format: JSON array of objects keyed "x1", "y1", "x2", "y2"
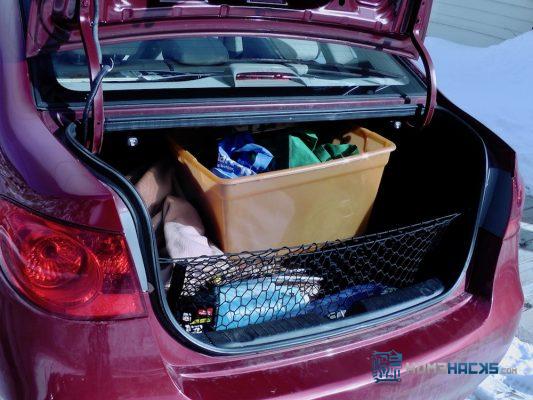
[
  {"x1": 257, "y1": 131, "x2": 359, "y2": 170},
  {"x1": 288, "y1": 132, "x2": 359, "y2": 168}
]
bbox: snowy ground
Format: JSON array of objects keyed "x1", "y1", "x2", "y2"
[
  {"x1": 424, "y1": 32, "x2": 533, "y2": 399},
  {"x1": 424, "y1": 31, "x2": 533, "y2": 194},
  {"x1": 466, "y1": 338, "x2": 533, "y2": 400}
]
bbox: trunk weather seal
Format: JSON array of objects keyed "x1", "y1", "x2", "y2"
[
  {"x1": 103, "y1": 105, "x2": 420, "y2": 131},
  {"x1": 62, "y1": 106, "x2": 489, "y2": 356}
]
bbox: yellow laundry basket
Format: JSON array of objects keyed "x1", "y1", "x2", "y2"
[{"x1": 171, "y1": 127, "x2": 396, "y2": 253}]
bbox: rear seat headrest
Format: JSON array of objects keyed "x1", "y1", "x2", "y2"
[
  {"x1": 162, "y1": 38, "x2": 229, "y2": 65},
  {"x1": 323, "y1": 43, "x2": 357, "y2": 65},
  {"x1": 270, "y1": 38, "x2": 320, "y2": 61}
]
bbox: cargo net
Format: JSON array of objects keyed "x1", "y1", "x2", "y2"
[{"x1": 161, "y1": 214, "x2": 458, "y2": 334}]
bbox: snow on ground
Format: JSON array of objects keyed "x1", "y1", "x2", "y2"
[
  {"x1": 467, "y1": 338, "x2": 533, "y2": 400},
  {"x1": 424, "y1": 31, "x2": 533, "y2": 194},
  {"x1": 424, "y1": 32, "x2": 533, "y2": 399}
]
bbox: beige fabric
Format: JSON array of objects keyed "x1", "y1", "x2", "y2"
[
  {"x1": 162, "y1": 195, "x2": 222, "y2": 259},
  {"x1": 134, "y1": 161, "x2": 173, "y2": 217},
  {"x1": 135, "y1": 161, "x2": 222, "y2": 260}
]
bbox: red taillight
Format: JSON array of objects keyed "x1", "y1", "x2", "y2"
[
  {"x1": 0, "y1": 199, "x2": 145, "y2": 319},
  {"x1": 505, "y1": 166, "x2": 525, "y2": 239}
]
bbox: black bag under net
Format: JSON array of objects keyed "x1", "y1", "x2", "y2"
[{"x1": 161, "y1": 214, "x2": 458, "y2": 334}]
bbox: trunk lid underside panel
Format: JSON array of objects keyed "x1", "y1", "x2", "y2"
[{"x1": 25, "y1": 0, "x2": 433, "y2": 58}]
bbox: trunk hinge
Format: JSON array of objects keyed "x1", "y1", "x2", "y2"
[
  {"x1": 79, "y1": 0, "x2": 109, "y2": 153},
  {"x1": 409, "y1": 0, "x2": 436, "y2": 128}
]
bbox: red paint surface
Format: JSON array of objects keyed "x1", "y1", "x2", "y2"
[{"x1": 0, "y1": 0, "x2": 122, "y2": 232}]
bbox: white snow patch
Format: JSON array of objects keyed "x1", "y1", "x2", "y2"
[
  {"x1": 467, "y1": 338, "x2": 533, "y2": 400},
  {"x1": 424, "y1": 32, "x2": 533, "y2": 194},
  {"x1": 422, "y1": 33, "x2": 533, "y2": 399}
]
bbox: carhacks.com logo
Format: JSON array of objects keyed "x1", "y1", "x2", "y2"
[
  {"x1": 371, "y1": 350, "x2": 402, "y2": 383},
  {"x1": 371, "y1": 351, "x2": 518, "y2": 383}
]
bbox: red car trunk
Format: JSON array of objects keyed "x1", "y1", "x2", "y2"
[{"x1": 0, "y1": 0, "x2": 524, "y2": 398}]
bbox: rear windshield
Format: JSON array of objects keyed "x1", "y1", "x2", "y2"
[{"x1": 31, "y1": 36, "x2": 425, "y2": 107}]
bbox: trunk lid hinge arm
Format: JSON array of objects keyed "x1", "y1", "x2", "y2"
[
  {"x1": 79, "y1": 0, "x2": 106, "y2": 153},
  {"x1": 409, "y1": 0, "x2": 436, "y2": 128}
]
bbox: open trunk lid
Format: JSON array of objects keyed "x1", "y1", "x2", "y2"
[
  {"x1": 24, "y1": 0, "x2": 436, "y2": 153},
  {"x1": 25, "y1": 0, "x2": 433, "y2": 59}
]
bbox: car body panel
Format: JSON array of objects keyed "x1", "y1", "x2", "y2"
[{"x1": 0, "y1": 0, "x2": 122, "y2": 232}]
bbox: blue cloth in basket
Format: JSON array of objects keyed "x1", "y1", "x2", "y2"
[{"x1": 211, "y1": 133, "x2": 274, "y2": 179}]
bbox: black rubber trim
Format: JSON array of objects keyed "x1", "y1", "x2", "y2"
[
  {"x1": 103, "y1": 105, "x2": 420, "y2": 132},
  {"x1": 478, "y1": 168, "x2": 513, "y2": 237}
]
